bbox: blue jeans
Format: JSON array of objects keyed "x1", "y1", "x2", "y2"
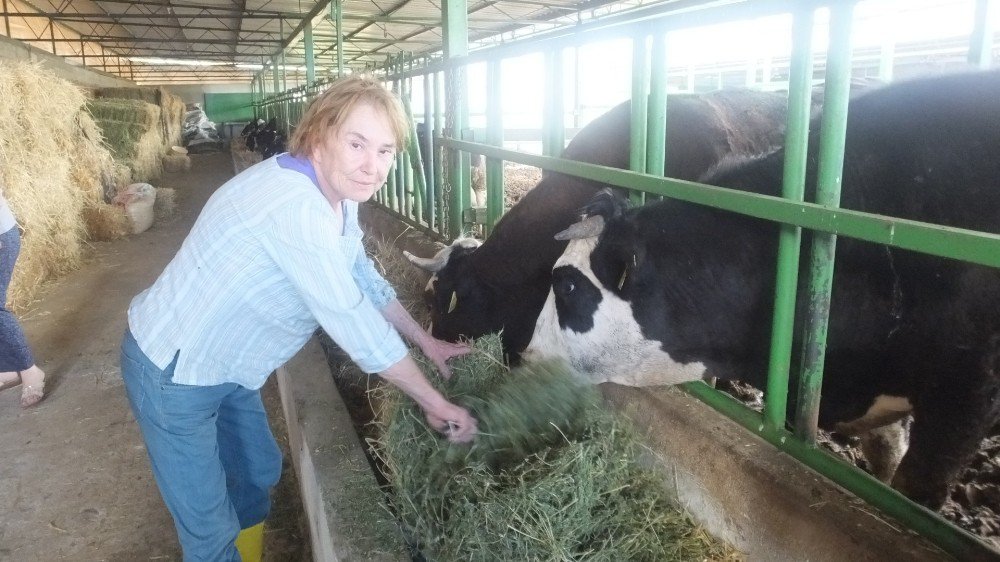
[{"x1": 120, "y1": 329, "x2": 282, "y2": 562}]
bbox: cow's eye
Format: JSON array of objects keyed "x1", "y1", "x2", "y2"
[{"x1": 566, "y1": 281, "x2": 575, "y2": 293}]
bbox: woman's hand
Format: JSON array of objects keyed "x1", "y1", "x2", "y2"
[
  {"x1": 425, "y1": 400, "x2": 478, "y2": 443},
  {"x1": 420, "y1": 336, "x2": 471, "y2": 379}
]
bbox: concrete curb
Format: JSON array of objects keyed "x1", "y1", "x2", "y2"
[{"x1": 276, "y1": 337, "x2": 408, "y2": 562}]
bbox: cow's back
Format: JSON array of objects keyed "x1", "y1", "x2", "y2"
[{"x1": 450, "y1": 90, "x2": 792, "y2": 353}]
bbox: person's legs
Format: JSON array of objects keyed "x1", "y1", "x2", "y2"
[
  {"x1": 217, "y1": 387, "x2": 283, "y2": 529},
  {"x1": 218, "y1": 387, "x2": 282, "y2": 562},
  {"x1": 121, "y1": 329, "x2": 241, "y2": 562},
  {"x1": 0, "y1": 226, "x2": 44, "y2": 407}
]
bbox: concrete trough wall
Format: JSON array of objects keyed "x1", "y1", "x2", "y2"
[{"x1": 276, "y1": 203, "x2": 949, "y2": 561}]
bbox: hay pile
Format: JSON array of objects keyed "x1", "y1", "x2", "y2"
[
  {"x1": 0, "y1": 62, "x2": 131, "y2": 311},
  {"x1": 87, "y1": 98, "x2": 165, "y2": 182},
  {"x1": 230, "y1": 134, "x2": 261, "y2": 175},
  {"x1": 371, "y1": 334, "x2": 739, "y2": 561},
  {"x1": 94, "y1": 86, "x2": 186, "y2": 148}
]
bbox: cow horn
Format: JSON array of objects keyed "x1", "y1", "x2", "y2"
[
  {"x1": 554, "y1": 215, "x2": 606, "y2": 241},
  {"x1": 403, "y1": 250, "x2": 448, "y2": 273},
  {"x1": 448, "y1": 291, "x2": 458, "y2": 313}
]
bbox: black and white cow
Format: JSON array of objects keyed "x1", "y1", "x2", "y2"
[
  {"x1": 405, "y1": 88, "x2": 793, "y2": 356},
  {"x1": 524, "y1": 70, "x2": 1000, "y2": 509}
]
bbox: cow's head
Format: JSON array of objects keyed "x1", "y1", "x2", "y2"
[
  {"x1": 523, "y1": 189, "x2": 708, "y2": 386},
  {"x1": 404, "y1": 237, "x2": 505, "y2": 344}
]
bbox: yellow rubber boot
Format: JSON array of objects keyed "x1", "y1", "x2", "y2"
[{"x1": 235, "y1": 522, "x2": 264, "y2": 562}]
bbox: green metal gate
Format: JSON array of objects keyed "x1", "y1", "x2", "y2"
[{"x1": 253, "y1": 0, "x2": 999, "y2": 557}]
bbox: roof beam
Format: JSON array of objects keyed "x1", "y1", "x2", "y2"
[
  {"x1": 88, "y1": 0, "x2": 286, "y2": 16},
  {"x1": 80, "y1": 35, "x2": 281, "y2": 44},
  {"x1": 0, "y1": 11, "x2": 296, "y2": 20}
]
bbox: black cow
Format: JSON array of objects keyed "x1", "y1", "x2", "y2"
[
  {"x1": 524, "y1": 70, "x2": 1000, "y2": 509},
  {"x1": 241, "y1": 118, "x2": 265, "y2": 151},
  {"x1": 405, "y1": 89, "x2": 792, "y2": 356}
]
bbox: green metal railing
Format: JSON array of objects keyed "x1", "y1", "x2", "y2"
[{"x1": 251, "y1": 0, "x2": 999, "y2": 557}]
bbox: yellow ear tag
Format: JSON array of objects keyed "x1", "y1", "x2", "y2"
[{"x1": 448, "y1": 291, "x2": 458, "y2": 313}]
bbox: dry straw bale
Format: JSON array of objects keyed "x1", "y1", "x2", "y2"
[
  {"x1": 162, "y1": 154, "x2": 191, "y2": 173},
  {"x1": 0, "y1": 62, "x2": 127, "y2": 311},
  {"x1": 88, "y1": 98, "x2": 165, "y2": 183},
  {"x1": 230, "y1": 136, "x2": 262, "y2": 175},
  {"x1": 94, "y1": 86, "x2": 185, "y2": 147},
  {"x1": 155, "y1": 187, "x2": 177, "y2": 221}
]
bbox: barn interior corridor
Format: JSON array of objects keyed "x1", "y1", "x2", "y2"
[{"x1": 0, "y1": 151, "x2": 307, "y2": 561}]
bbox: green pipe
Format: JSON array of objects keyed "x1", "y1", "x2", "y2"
[
  {"x1": 332, "y1": 0, "x2": 344, "y2": 76},
  {"x1": 443, "y1": 0, "x2": 469, "y2": 240},
  {"x1": 764, "y1": 6, "x2": 814, "y2": 434},
  {"x1": 304, "y1": 20, "x2": 315, "y2": 85},
  {"x1": 795, "y1": 1, "x2": 855, "y2": 443},
  {"x1": 969, "y1": 0, "x2": 995, "y2": 69},
  {"x1": 434, "y1": 72, "x2": 445, "y2": 237},
  {"x1": 683, "y1": 381, "x2": 996, "y2": 561},
  {"x1": 444, "y1": 139, "x2": 1000, "y2": 269},
  {"x1": 271, "y1": 55, "x2": 280, "y2": 98},
  {"x1": 645, "y1": 33, "x2": 667, "y2": 178},
  {"x1": 629, "y1": 35, "x2": 649, "y2": 206},
  {"x1": 403, "y1": 77, "x2": 425, "y2": 224},
  {"x1": 485, "y1": 59, "x2": 504, "y2": 235},
  {"x1": 423, "y1": 73, "x2": 436, "y2": 230},
  {"x1": 543, "y1": 49, "x2": 565, "y2": 157}
]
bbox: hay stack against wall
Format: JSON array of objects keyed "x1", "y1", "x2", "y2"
[
  {"x1": 94, "y1": 86, "x2": 186, "y2": 148},
  {"x1": 0, "y1": 62, "x2": 130, "y2": 312},
  {"x1": 87, "y1": 98, "x2": 165, "y2": 182}
]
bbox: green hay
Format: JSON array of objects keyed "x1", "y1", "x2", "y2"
[
  {"x1": 86, "y1": 99, "x2": 160, "y2": 128},
  {"x1": 371, "y1": 334, "x2": 739, "y2": 561},
  {"x1": 93, "y1": 118, "x2": 163, "y2": 182},
  {"x1": 93, "y1": 86, "x2": 185, "y2": 147}
]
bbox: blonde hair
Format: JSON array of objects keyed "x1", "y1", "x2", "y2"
[{"x1": 289, "y1": 75, "x2": 409, "y2": 158}]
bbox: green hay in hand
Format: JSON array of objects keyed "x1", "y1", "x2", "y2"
[{"x1": 371, "y1": 333, "x2": 739, "y2": 561}]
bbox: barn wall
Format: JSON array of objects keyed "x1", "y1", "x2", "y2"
[
  {"x1": 164, "y1": 83, "x2": 252, "y2": 107},
  {"x1": 0, "y1": 34, "x2": 132, "y2": 89}
]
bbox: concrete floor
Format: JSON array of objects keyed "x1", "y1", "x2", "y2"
[{"x1": 0, "y1": 151, "x2": 306, "y2": 561}]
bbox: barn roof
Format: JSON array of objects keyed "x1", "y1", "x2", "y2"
[{"x1": 1, "y1": 0, "x2": 702, "y2": 85}]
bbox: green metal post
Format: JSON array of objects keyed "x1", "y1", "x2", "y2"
[
  {"x1": 645, "y1": 33, "x2": 667, "y2": 178},
  {"x1": 304, "y1": 19, "x2": 316, "y2": 85},
  {"x1": 764, "y1": 6, "x2": 815, "y2": 434},
  {"x1": 403, "y1": 74, "x2": 426, "y2": 224},
  {"x1": 543, "y1": 49, "x2": 564, "y2": 157},
  {"x1": 630, "y1": 35, "x2": 650, "y2": 205},
  {"x1": 485, "y1": 59, "x2": 504, "y2": 235},
  {"x1": 795, "y1": 1, "x2": 855, "y2": 443},
  {"x1": 434, "y1": 71, "x2": 446, "y2": 237},
  {"x1": 271, "y1": 56, "x2": 280, "y2": 98},
  {"x1": 424, "y1": 73, "x2": 437, "y2": 231},
  {"x1": 279, "y1": 18, "x2": 286, "y2": 93},
  {"x1": 443, "y1": 0, "x2": 469, "y2": 240},
  {"x1": 970, "y1": 0, "x2": 995, "y2": 69},
  {"x1": 331, "y1": 1, "x2": 344, "y2": 76}
]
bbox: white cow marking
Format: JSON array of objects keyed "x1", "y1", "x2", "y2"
[{"x1": 525, "y1": 236, "x2": 707, "y2": 386}]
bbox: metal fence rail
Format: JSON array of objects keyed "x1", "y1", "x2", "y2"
[{"x1": 253, "y1": 0, "x2": 1000, "y2": 558}]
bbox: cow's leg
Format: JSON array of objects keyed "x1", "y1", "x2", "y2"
[
  {"x1": 891, "y1": 344, "x2": 1000, "y2": 508},
  {"x1": 860, "y1": 418, "x2": 909, "y2": 483}
]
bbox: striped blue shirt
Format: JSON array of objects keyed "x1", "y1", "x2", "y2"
[{"x1": 127, "y1": 154, "x2": 407, "y2": 389}]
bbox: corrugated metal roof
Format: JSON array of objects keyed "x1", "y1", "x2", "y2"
[{"x1": 0, "y1": 0, "x2": 667, "y2": 84}]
